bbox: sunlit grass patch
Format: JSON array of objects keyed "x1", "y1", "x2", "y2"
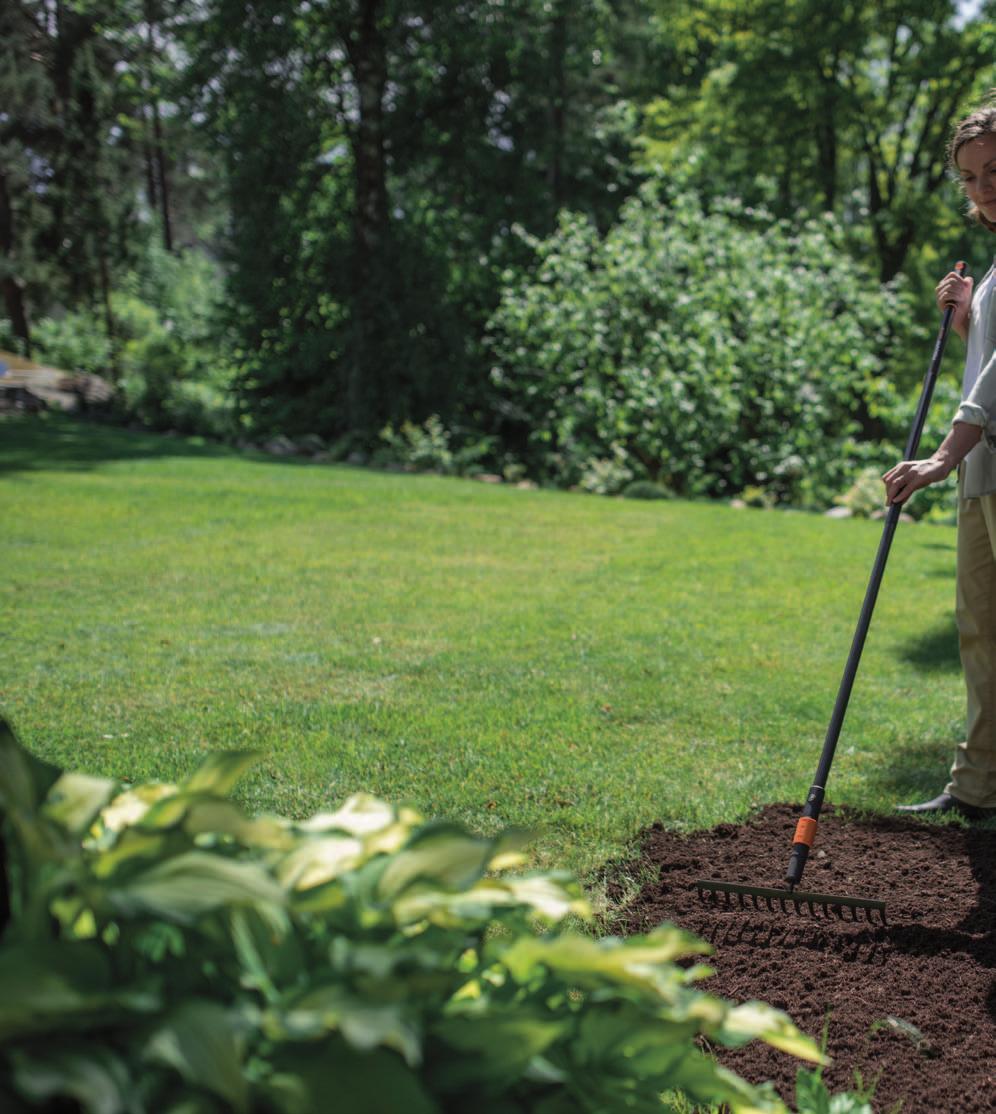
[{"x1": 0, "y1": 415, "x2": 963, "y2": 877}]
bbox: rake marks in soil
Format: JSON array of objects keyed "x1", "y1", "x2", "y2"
[{"x1": 612, "y1": 804, "x2": 996, "y2": 1113}]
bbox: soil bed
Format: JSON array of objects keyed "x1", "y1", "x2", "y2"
[{"x1": 611, "y1": 804, "x2": 996, "y2": 1113}]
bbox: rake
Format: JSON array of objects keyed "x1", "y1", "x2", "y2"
[{"x1": 694, "y1": 261, "x2": 969, "y2": 926}]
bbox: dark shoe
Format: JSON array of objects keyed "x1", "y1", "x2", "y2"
[{"x1": 895, "y1": 792, "x2": 995, "y2": 820}]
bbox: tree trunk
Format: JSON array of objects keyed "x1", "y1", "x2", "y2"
[
  {"x1": 344, "y1": 0, "x2": 390, "y2": 433},
  {"x1": 879, "y1": 220, "x2": 917, "y2": 284},
  {"x1": 142, "y1": 108, "x2": 159, "y2": 216},
  {"x1": 97, "y1": 242, "x2": 118, "y2": 378},
  {"x1": 814, "y1": 78, "x2": 837, "y2": 211},
  {"x1": 144, "y1": 5, "x2": 173, "y2": 252},
  {"x1": 547, "y1": 2, "x2": 568, "y2": 221},
  {"x1": 150, "y1": 97, "x2": 173, "y2": 252},
  {"x1": 0, "y1": 165, "x2": 32, "y2": 355}
]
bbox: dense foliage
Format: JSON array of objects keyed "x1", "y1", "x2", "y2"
[
  {"x1": 487, "y1": 187, "x2": 919, "y2": 505},
  {"x1": 4, "y1": 1, "x2": 996, "y2": 453},
  {"x1": 0, "y1": 717, "x2": 842, "y2": 1113}
]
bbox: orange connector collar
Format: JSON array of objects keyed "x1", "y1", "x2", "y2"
[{"x1": 793, "y1": 817, "x2": 818, "y2": 848}]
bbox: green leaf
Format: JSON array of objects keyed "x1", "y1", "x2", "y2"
[
  {"x1": 720, "y1": 1002, "x2": 823, "y2": 1063},
  {"x1": 0, "y1": 718, "x2": 62, "y2": 816},
  {"x1": 98, "y1": 783, "x2": 179, "y2": 833},
  {"x1": 393, "y1": 871, "x2": 590, "y2": 928},
  {"x1": 432, "y1": 1014, "x2": 569, "y2": 1087},
  {"x1": 10, "y1": 1045, "x2": 135, "y2": 1114},
  {"x1": 43, "y1": 771, "x2": 117, "y2": 835},
  {"x1": 667, "y1": 1049, "x2": 782, "y2": 1112},
  {"x1": 0, "y1": 719, "x2": 68, "y2": 866},
  {"x1": 270, "y1": 985, "x2": 421, "y2": 1066},
  {"x1": 107, "y1": 850, "x2": 285, "y2": 924},
  {"x1": 0, "y1": 941, "x2": 158, "y2": 1041},
  {"x1": 181, "y1": 751, "x2": 262, "y2": 796},
  {"x1": 299, "y1": 793, "x2": 400, "y2": 836},
  {"x1": 158, "y1": 1099, "x2": 224, "y2": 1114},
  {"x1": 795, "y1": 1067, "x2": 831, "y2": 1114},
  {"x1": 229, "y1": 907, "x2": 298, "y2": 1001},
  {"x1": 265, "y1": 1045, "x2": 439, "y2": 1114},
  {"x1": 572, "y1": 1003, "x2": 694, "y2": 1078},
  {"x1": 276, "y1": 833, "x2": 365, "y2": 890},
  {"x1": 500, "y1": 925, "x2": 713, "y2": 999},
  {"x1": 377, "y1": 823, "x2": 498, "y2": 900},
  {"x1": 144, "y1": 1000, "x2": 248, "y2": 1114},
  {"x1": 177, "y1": 796, "x2": 292, "y2": 849},
  {"x1": 91, "y1": 828, "x2": 172, "y2": 880}
]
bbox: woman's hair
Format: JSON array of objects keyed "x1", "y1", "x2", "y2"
[{"x1": 948, "y1": 91, "x2": 996, "y2": 231}]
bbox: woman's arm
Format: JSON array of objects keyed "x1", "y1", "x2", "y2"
[{"x1": 882, "y1": 421, "x2": 983, "y2": 505}]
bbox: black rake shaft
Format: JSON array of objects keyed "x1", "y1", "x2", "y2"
[{"x1": 784, "y1": 261, "x2": 966, "y2": 893}]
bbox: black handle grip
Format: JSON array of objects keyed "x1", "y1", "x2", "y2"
[{"x1": 785, "y1": 842, "x2": 810, "y2": 888}]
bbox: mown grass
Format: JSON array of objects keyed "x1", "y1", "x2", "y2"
[{"x1": 0, "y1": 414, "x2": 966, "y2": 879}]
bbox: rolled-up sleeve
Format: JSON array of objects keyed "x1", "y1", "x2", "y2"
[
  {"x1": 954, "y1": 360, "x2": 996, "y2": 450},
  {"x1": 954, "y1": 289, "x2": 996, "y2": 449}
]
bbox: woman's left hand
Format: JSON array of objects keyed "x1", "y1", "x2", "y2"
[{"x1": 882, "y1": 457, "x2": 951, "y2": 504}]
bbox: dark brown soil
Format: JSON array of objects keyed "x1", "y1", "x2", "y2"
[{"x1": 610, "y1": 804, "x2": 996, "y2": 1113}]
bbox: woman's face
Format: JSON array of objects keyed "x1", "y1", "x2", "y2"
[{"x1": 956, "y1": 133, "x2": 996, "y2": 224}]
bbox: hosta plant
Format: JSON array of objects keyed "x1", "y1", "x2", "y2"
[{"x1": 0, "y1": 718, "x2": 821, "y2": 1113}]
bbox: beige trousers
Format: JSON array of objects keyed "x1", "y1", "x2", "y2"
[{"x1": 948, "y1": 469, "x2": 996, "y2": 806}]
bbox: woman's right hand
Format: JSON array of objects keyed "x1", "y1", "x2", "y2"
[{"x1": 935, "y1": 270, "x2": 974, "y2": 339}]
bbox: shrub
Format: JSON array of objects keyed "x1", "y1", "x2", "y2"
[
  {"x1": 377, "y1": 415, "x2": 456, "y2": 473},
  {"x1": 0, "y1": 716, "x2": 825, "y2": 1113},
  {"x1": 31, "y1": 310, "x2": 113, "y2": 374},
  {"x1": 377, "y1": 416, "x2": 500, "y2": 478},
  {"x1": 579, "y1": 443, "x2": 634, "y2": 494},
  {"x1": 834, "y1": 466, "x2": 886, "y2": 518},
  {"x1": 487, "y1": 185, "x2": 912, "y2": 507},
  {"x1": 27, "y1": 244, "x2": 238, "y2": 439},
  {"x1": 622, "y1": 480, "x2": 673, "y2": 500}
]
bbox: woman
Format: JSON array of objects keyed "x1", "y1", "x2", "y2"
[{"x1": 885, "y1": 96, "x2": 996, "y2": 819}]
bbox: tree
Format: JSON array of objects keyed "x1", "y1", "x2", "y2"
[
  {"x1": 0, "y1": 1, "x2": 56, "y2": 353},
  {"x1": 189, "y1": 0, "x2": 645, "y2": 439},
  {"x1": 640, "y1": 0, "x2": 996, "y2": 280}
]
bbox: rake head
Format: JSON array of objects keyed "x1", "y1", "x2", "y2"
[{"x1": 693, "y1": 878, "x2": 887, "y2": 925}]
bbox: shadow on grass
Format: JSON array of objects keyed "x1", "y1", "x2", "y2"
[
  {"x1": 866, "y1": 733, "x2": 960, "y2": 804},
  {"x1": 0, "y1": 413, "x2": 238, "y2": 476},
  {"x1": 895, "y1": 616, "x2": 961, "y2": 674}
]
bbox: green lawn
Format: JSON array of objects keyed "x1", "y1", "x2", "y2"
[{"x1": 0, "y1": 414, "x2": 965, "y2": 880}]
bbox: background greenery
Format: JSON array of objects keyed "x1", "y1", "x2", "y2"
[{"x1": 4, "y1": 1, "x2": 996, "y2": 508}]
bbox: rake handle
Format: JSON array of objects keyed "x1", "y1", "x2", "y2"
[{"x1": 785, "y1": 261, "x2": 967, "y2": 890}]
